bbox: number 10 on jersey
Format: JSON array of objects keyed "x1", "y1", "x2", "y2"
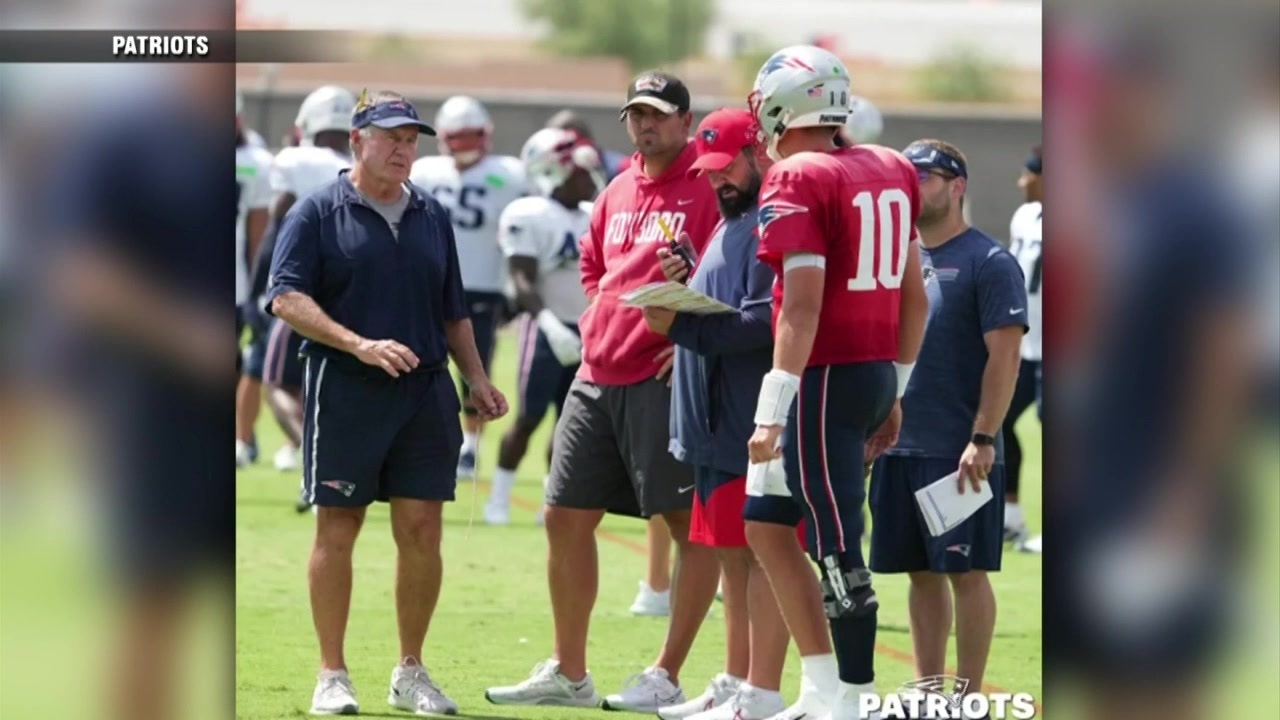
[{"x1": 849, "y1": 188, "x2": 911, "y2": 291}]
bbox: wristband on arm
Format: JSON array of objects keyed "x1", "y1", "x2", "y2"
[
  {"x1": 753, "y1": 369, "x2": 801, "y2": 427},
  {"x1": 893, "y1": 361, "x2": 915, "y2": 399}
]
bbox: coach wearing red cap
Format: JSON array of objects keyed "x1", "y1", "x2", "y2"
[{"x1": 640, "y1": 108, "x2": 795, "y2": 720}]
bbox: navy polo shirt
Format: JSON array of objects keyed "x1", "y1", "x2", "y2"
[
  {"x1": 890, "y1": 227, "x2": 1029, "y2": 463},
  {"x1": 265, "y1": 171, "x2": 467, "y2": 371}
]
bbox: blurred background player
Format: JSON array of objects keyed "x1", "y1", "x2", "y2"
[
  {"x1": 411, "y1": 96, "x2": 528, "y2": 481},
  {"x1": 483, "y1": 127, "x2": 601, "y2": 525},
  {"x1": 1003, "y1": 144, "x2": 1043, "y2": 553},
  {"x1": 246, "y1": 85, "x2": 356, "y2": 509},
  {"x1": 837, "y1": 94, "x2": 885, "y2": 147},
  {"x1": 236, "y1": 89, "x2": 274, "y2": 469},
  {"x1": 745, "y1": 45, "x2": 929, "y2": 720},
  {"x1": 546, "y1": 108, "x2": 629, "y2": 182}
]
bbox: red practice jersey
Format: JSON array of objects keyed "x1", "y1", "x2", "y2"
[{"x1": 756, "y1": 146, "x2": 920, "y2": 367}]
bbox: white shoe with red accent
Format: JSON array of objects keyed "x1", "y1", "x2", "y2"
[{"x1": 657, "y1": 673, "x2": 740, "y2": 719}]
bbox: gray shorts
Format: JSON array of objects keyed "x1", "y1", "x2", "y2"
[{"x1": 546, "y1": 377, "x2": 694, "y2": 518}]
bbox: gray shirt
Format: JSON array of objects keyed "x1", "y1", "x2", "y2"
[{"x1": 357, "y1": 184, "x2": 410, "y2": 239}]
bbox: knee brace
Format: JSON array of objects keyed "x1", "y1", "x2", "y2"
[{"x1": 819, "y1": 555, "x2": 879, "y2": 620}]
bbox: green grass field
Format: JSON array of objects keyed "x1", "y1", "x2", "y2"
[{"x1": 235, "y1": 329, "x2": 1043, "y2": 719}]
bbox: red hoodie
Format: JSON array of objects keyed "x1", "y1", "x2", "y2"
[{"x1": 578, "y1": 140, "x2": 720, "y2": 386}]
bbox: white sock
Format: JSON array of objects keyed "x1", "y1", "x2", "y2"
[
  {"x1": 799, "y1": 653, "x2": 840, "y2": 700},
  {"x1": 490, "y1": 467, "x2": 516, "y2": 505},
  {"x1": 1005, "y1": 502, "x2": 1024, "y2": 528},
  {"x1": 836, "y1": 680, "x2": 876, "y2": 702},
  {"x1": 461, "y1": 432, "x2": 479, "y2": 455},
  {"x1": 741, "y1": 681, "x2": 782, "y2": 703}
]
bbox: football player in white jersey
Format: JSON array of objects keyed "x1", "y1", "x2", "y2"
[
  {"x1": 410, "y1": 95, "x2": 529, "y2": 480},
  {"x1": 842, "y1": 94, "x2": 884, "y2": 146},
  {"x1": 1003, "y1": 144, "x2": 1043, "y2": 553},
  {"x1": 483, "y1": 128, "x2": 602, "y2": 525},
  {"x1": 236, "y1": 88, "x2": 275, "y2": 468},
  {"x1": 254, "y1": 85, "x2": 356, "y2": 500}
]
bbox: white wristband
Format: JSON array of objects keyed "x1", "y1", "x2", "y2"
[
  {"x1": 893, "y1": 361, "x2": 915, "y2": 399},
  {"x1": 535, "y1": 308, "x2": 568, "y2": 335},
  {"x1": 754, "y1": 369, "x2": 801, "y2": 427}
]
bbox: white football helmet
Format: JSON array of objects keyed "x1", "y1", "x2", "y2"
[
  {"x1": 295, "y1": 85, "x2": 357, "y2": 144},
  {"x1": 749, "y1": 45, "x2": 852, "y2": 161},
  {"x1": 846, "y1": 95, "x2": 884, "y2": 145},
  {"x1": 520, "y1": 127, "x2": 604, "y2": 197},
  {"x1": 435, "y1": 95, "x2": 493, "y2": 164}
]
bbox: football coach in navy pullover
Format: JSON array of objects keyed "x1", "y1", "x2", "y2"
[
  {"x1": 266, "y1": 90, "x2": 508, "y2": 716},
  {"x1": 642, "y1": 109, "x2": 794, "y2": 718}
]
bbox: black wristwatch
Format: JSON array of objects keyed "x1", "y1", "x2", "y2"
[{"x1": 971, "y1": 432, "x2": 996, "y2": 446}]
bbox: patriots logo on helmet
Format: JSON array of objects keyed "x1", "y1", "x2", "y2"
[
  {"x1": 700, "y1": 128, "x2": 718, "y2": 144},
  {"x1": 759, "y1": 53, "x2": 817, "y2": 81},
  {"x1": 758, "y1": 201, "x2": 810, "y2": 231}
]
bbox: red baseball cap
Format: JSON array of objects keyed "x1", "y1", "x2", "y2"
[{"x1": 688, "y1": 108, "x2": 761, "y2": 178}]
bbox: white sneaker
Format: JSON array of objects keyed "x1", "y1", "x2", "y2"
[
  {"x1": 1004, "y1": 522, "x2": 1030, "y2": 546},
  {"x1": 388, "y1": 660, "x2": 457, "y2": 716},
  {"x1": 310, "y1": 669, "x2": 359, "y2": 715},
  {"x1": 1020, "y1": 534, "x2": 1043, "y2": 553},
  {"x1": 483, "y1": 502, "x2": 510, "y2": 526},
  {"x1": 687, "y1": 683, "x2": 787, "y2": 720},
  {"x1": 629, "y1": 581, "x2": 671, "y2": 617},
  {"x1": 764, "y1": 692, "x2": 830, "y2": 720},
  {"x1": 235, "y1": 440, "x2": 252, "y2": 469},
  {"x1": 657, "y1": 673, "x2": 740, "y2": 719},
  {"x1": 602, "y1": 666, "x2": 685, "y2": 713},
  {"x1": 275, "y1": 444, "x2": 300, "y2": 472},
  {"x1": 485, "y1": 659, "x2": 601, "y2": 707}
]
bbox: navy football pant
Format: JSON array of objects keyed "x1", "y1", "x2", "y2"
[
  {"x1": 745, "y1": 362, "x2": 895, "y2": 562},
  {"x1": 1002, "y1": 358, "x2": 1041, "y2": 496}
]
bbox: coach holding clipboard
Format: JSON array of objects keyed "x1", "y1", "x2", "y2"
[{"x1": 266, "y1": 89, "x2": 507, "y2": 716}]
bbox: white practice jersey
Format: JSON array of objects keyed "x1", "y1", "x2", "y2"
[
  {"x1": 411, "y1": 154, "x2": 528, "y2": 294},
  {"x1": 236, "y1": 144, "x2": 274, "y2": 304},
  {"x1": 498, "y1": 196, "x2": 591, "y2": 323},
  {"x1": 1009, "y1": 201, "x2": 1043, "y2": 361},
  {"x1": 270, "y1": 145, "x2": 352, "y2": 202}
]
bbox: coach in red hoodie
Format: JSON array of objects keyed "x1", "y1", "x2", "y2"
[{"x1": 484, "y1": 72, "x2": 721, "y2": 712}]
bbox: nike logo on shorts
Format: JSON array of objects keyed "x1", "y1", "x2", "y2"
[{"x1": 677, "y1": 485, "x2": 694, "y2": 494}]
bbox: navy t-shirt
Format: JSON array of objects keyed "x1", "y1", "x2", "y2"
[
  {"x1": 891, "y1": 227, "x2": 1029, "y2": 462},
  {"x1": 265, "y1": 171, "x2": 467, "y2": 371}
]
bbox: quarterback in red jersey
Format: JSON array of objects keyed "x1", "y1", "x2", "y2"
[{"x1": 741, "y1": 45, "x2": 930, "y2": 720}]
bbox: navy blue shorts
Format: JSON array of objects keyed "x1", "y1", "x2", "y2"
[
  {"x1": 743, "y1": 362, "x2": 894, "y2": 562},
  {"x1": 869, "y1": 456, "x2": 1005, "y2": 573},
  {"x1": 301, "y1": 356, "x2": 462, "y2": 507},
  {"x1": 514, "y1": 315, "x2": 578, "y2": 423},
  {"x1": 261, "y1": 318, "x2": 303, "y2": 390},
  {"x1": 458, "y1": 291, "x2": 505, "y2": 414}
]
